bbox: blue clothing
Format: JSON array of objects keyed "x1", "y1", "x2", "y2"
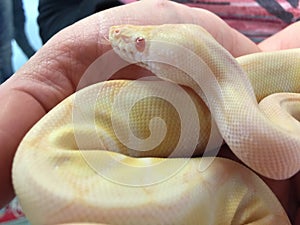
[
  {"x1": 0, "y1": 0, "x2": 36, "y2": 83},
  {"x1": 0, "y1": 0, "x2": 13, "y2": 82},
  {"x1": 38, "y1": 0, "x2": 123, "y2": 43},
  {"x1": 13, "y1": 0, "x2": 35, "y2": 58}
]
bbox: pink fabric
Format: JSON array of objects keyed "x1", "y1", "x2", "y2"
[
  {"x1": 119, "y1": 0, "x2": 300, "y2": 42},
  {"x1": 0, "y1": 198, "x2": 27, "y2": 224}
]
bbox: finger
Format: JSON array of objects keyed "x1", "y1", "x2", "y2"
[{"x1": 258, "y1": 21, "x2": 300, "y2": 51}]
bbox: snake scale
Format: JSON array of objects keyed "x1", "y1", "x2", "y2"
[{"x1": 12, "y1": 24, "x2": 299, "y2": 224}]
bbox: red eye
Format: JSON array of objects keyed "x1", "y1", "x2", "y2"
[{"x1": 135, "y1": 37, "x2": 145, "y2": 52}]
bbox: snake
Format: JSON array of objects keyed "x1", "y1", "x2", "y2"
[{"x1": 12, "y1": 23, "x2": 300, "y2": 224}]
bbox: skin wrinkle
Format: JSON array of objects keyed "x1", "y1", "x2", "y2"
[
  {"x1": 10, "y1": 50, "x2": 74, "y2": 111},
  {"x1": 11, "y1": 45, "x2": 77, "y2": 111},
  {"x1": 42, "y1": 17, "x2": 105, "y2": 91},
  {"x1": 13, "y1": 80, "x2": 51, "y2": 112},
  {"x1": 47, "y1": 35, "x2": 89, "y2": 91}
]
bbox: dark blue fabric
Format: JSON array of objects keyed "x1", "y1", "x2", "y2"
[
  {"x1": 38, "y1": 0, "x2": 123, "y2": 43},
  {"x1": 0, "y1": 0, "x2": 13, "y2": 82}
]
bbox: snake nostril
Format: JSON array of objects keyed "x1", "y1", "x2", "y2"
[
  {"x1": 114, "y1": 29, "x2": 121, "y2": 37},
  {"x1": 135, "y1": 37, "x2": 145, "y2": 52}
]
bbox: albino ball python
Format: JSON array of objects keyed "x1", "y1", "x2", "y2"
[{"x1": 12, "y1": 24, "x2": 300, "y2": 224}]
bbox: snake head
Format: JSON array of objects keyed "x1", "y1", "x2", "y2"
[
  {"x1": 109, "y1": 24, "x2": 214, "y2": 67},
  {"x1": 109, "y1": 25, "x2": 153, "y2": 64}
]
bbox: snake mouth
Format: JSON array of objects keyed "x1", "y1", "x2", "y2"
[
  {"x1": 112, "y1": 44, "x2": 150, "y2": 71},
  {"x1": 113, "y1": 45, "x2": 135, "y2": 61}
]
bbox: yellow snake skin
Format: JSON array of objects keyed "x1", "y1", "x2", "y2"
[{"x1": 12, "y1": 24, "x2": 299, "y2": 225}]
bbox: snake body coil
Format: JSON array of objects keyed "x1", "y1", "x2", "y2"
[{"x1": 12, "y1": 24, "x2": 299, "y2": 225}]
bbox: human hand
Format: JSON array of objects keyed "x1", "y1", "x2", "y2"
[{"x1": 0, "y1": 0, "x2": 298, "y2": 224}]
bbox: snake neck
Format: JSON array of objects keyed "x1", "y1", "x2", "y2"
[{"x1": 140, "y1": 24, "x2": 257, "y2": 106}]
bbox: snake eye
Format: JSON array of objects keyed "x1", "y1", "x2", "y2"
[{"x1": 135, "y1": 37, "x2": 145, "y2": 52}]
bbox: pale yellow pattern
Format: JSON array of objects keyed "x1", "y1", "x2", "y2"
[{"x1": 12, "y1": 24, "x2": 299, "y2": 225}]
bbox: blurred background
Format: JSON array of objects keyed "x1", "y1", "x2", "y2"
[{"x1": 12, "y1": 0, "x2": 41, "y2": 71}]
